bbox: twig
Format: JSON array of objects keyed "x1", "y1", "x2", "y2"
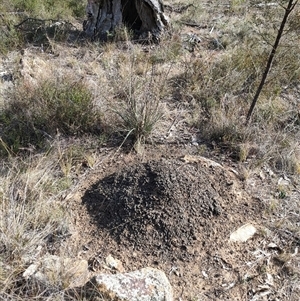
[
  {"x1": 164, "y1": 4, "x2": 194, "y2": 13},
  {"x1": 246, "y1": 0, "x2": 299, "y2": 124},
  {"x1": 179, "y1": 21, "x2": 208, "y2": 29}
]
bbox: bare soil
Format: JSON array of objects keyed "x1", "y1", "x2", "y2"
[{"x1": 64, "y1": 145, "x2": 300, "y2": 300}]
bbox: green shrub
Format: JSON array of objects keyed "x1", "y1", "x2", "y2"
[
  {"x1": 0, "y1": 78, "x2": 102, "y2": 155},
  {"x1": 0, "y1": 0, "x2": 86, "y2": 54},
  {"x1": 67, "y1": 0, "x2": 86, "y2": 18},
  {"x1": 0, "y1": 15, "x2": 25, "y2": 55},
  {"x1": 0, "y1": 0, "x2": 86, "y2": 19}
]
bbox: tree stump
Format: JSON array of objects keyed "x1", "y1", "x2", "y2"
[{"x1": 83, "y1": 0, "x2": 169, "y2": 41}]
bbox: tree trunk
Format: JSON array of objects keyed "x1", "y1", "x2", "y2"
[{"x1": 83, "y1": 0, "x2": 169, "y2": 41}]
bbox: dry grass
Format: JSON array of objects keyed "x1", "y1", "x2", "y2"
[
  {"x1": 0, "y1": 152, "x2": 70, "y2": 299},
  {"x1": 0, "y1": 76, "x2": 103, "y2": 156},
  {"x1": 0, "y1": 0, "x2": 300, "y2": 300},
  {"x1": 170, "y1": 0, "x2": 300, "y2": 173},
  {"x1": 109, "y1": 55, "x2": 170, "y2": 151}
]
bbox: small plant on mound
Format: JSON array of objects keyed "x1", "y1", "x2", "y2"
[{"x1": 0, "y1": 78, "x2": 102, "y2": 155}]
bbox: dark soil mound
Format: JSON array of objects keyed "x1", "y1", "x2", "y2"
[{"x1": 82, "y1": 159, "x2": 243, "y2": 255}]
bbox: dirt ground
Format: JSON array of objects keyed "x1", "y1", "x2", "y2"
[
  {"x1": 1, "y1": 2, "x2": 299, "y2": 300},
  {"x1": 63, "y1": 143, "x2": 300, "y2": 301}
]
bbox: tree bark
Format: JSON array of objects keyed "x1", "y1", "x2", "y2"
[{"x1": 83, "y1": 0, "x2": 168, "y2": 41}]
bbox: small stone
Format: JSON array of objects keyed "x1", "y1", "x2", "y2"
[
  {"x1": 105, "y1": 254, "x2": 125, "y2": 272},
  {"x1": 278, "y1": 177, "x2": 290, "y2": 186},
  {"x1": 266, "y1": 273, "x2": 274, "y2": 286},
  {"x1": 267, "y1": 242, "x2": 279, "y2": 249},
  {"x1": 230, "y1": 224, "x2": 257, "y2": 242},
  {"x1": 22, "y1": 255, "x2": 88, "y2": 288},
  {"x1": 23, "y1": 264, "x2": 38, "y2": 279},
  {"x1": 259, "y1": 171, "x2": 265, "y2": 180}
]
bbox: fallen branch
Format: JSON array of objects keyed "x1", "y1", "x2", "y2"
[{"x1": 179, "y1": 21, "x2": 208, "y2": 29}]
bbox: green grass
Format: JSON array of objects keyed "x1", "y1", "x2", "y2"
[
  {"x1": 0, "y1": 77, "x2": 103, "y2": 156},
  {"x1": 0, "y1": 0, "x2": 85, "y2": 54},
  {"x1": 0, "y1": 0, "x2": 85, "y2": 19}
]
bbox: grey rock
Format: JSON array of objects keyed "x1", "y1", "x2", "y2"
[
  {"x1": 84, "y1": 267, "x2": 173, "y2": 301},
  {"x1": 23, "y1": 254, "x2": 89, "y2": 288},
  {"x1": 230, "y1": 224, "x2": 257, "y2": 242}
]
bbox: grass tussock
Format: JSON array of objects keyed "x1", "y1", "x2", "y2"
[
  {"x1": 111, "y1": 58, "x2": 169, "y2": 151},
  {"x1": 0, "y1": 77, "x2": 103, "y2": 156},
  {"x1": 0, "y1": 153, "x2": 71, "y2": 300}
]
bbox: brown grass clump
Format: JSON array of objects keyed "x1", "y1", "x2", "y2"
[
  {"x1": 0, "y1": 153, "x2": 70, "y2": 299},
  {"x1": 110, "y1": 56, "x2": 169, "y2": 151},
  {"x1": 0, "y1": 76, "x2": 103, "y2": 155}
]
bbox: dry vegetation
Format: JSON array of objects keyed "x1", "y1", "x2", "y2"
[{"x1": 0, "y1": 0, "x2": 300, "y2": 300}]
